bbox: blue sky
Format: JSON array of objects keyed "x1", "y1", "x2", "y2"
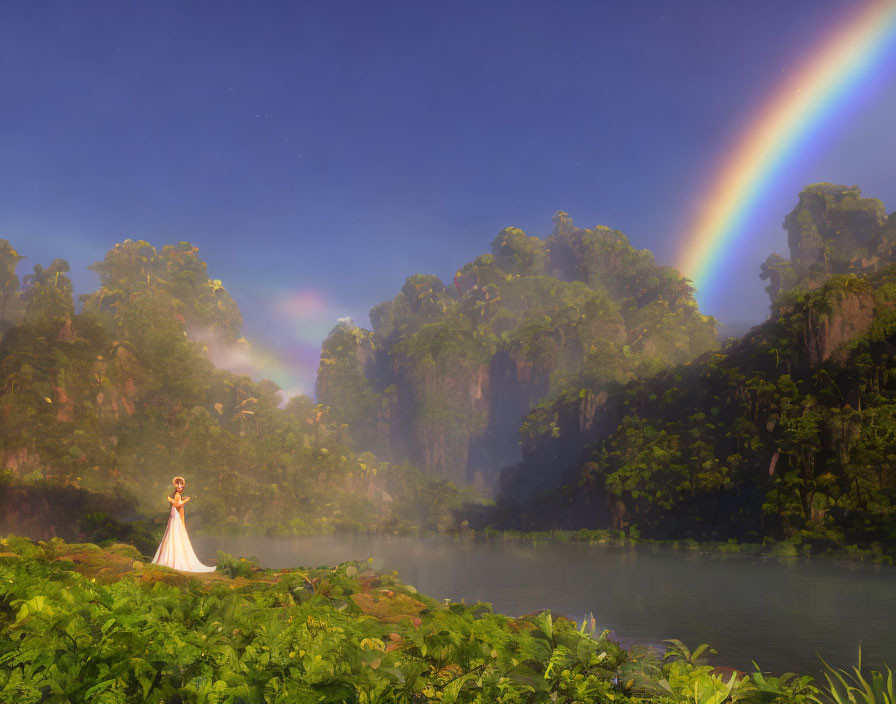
[{"x1": 2, "y1": 1, "x2": 894, "y2": 395}]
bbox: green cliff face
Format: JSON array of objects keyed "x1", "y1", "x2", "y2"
[
  {"x1": 761, "y1": 183, "x2": 892, "y2": 302},
  {"x1": 500, "y1": 185, "x2": 896, "y2": 551},
  {"x1": 315, "y1": 213, "x2": 718, "y2": 489},
  {"x1": 0, "y1": 240, "x2": 476, "y2": 537}
]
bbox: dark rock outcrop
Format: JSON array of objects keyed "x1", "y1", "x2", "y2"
[
  {"x1": 801, "y1": 286, "x2": 876, "y2": 367},
  {"x1": 764, "y1": 183, "x2": 892, "y2": 305}
]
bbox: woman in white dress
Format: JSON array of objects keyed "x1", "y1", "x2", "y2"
[{"x1": 151, "y1": 476, "x2": 216, "y2": 572}]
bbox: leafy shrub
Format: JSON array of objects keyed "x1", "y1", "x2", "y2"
[{"x1": 214, "y1": 550, "x2": 259, "y2": 578}]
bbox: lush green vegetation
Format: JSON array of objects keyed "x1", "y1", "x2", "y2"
[
  {"x1": 762, "y1": 183, "x2": 893, "y2": 302},
  {"x1": 497, "y1": 185, "x2": 896, "y2": 558},
  {"x1": 317, "y1": 212, "x2": 717, "y2": 487},
  {"x1": 3, "y1": 187, "x2": 896, "y2": 701},
  {"x1": 2, "y1": 537, "x2": 892, "y2": 703},
  {"x1": 0, "y1": 239, "x2": 481, "y2": 539},
  {"x1": 4, "y1": 183, "x2": 896, "y2": 559}
]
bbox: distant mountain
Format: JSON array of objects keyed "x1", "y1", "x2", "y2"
[
  {"x1": 495, "y1": 184, "x2": 896, "y2": 552},
  {"x1": 10, "y1": 183, "x2": 889, "y2": 550},
  {"x1": 0, "y1": 240, "x2": 477, "y2": 539},
  {"x1": 315, "y1": 212, "x2": 718, "y2": 490}
]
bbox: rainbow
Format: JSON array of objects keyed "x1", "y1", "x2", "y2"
[
  {"x1": 195, "y1": 287, "x2": 349, "y2": 399},
  {"x1": 678, "y1": 0, "x2": 896, "y2": 302}
]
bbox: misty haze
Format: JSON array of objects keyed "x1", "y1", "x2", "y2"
[{"x1": 2, "y1": 1, "x2": 896, "y2": 702}]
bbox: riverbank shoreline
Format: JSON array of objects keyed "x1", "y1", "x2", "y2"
[
  {"x1": 191, "y1": 523, "x2": 896, "y2": 567},
  {"x1": 1, "y1": 536, "x2": 890, "y2": 703}
]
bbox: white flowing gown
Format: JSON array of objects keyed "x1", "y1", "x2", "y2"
[{"x1": 151, "y1": 504, "x2": 216, "y2": 572}]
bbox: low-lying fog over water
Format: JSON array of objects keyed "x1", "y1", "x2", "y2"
[{"x1": 192, "y1": 534, "x2": 896, "y2": 677}]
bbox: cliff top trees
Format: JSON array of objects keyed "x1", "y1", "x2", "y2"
[
  {"x1": 83, "y1": 240, "x2": 243, "y2": 341},
  {"x1": 22, "y1": 259, "x2": 75, "y2": 332},
  {"x1": 491, "y1": 227, "x2": 548, "y2": 276},
  {"x1": 768, "y1": 183, "x2": 892, "y2": 304},
  {"x1": 0, "y1": 240, "x2": 24, "y2": 329}
]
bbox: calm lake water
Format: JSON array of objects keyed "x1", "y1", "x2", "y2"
[{"x1": 192, "y1": 534, "x2": 896, "y2": 677}]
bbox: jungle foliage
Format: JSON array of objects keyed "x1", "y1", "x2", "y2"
[
  {"x1": 1, "y1": 538, "x2": 888, "y2": 704},
  {"x1": 0, "y1": 239, "x2": 479, "y2": 538},
  {"x1": 317, "y1": 212, "x2": 718, "y2": 486},
  {"x1": 499, "y1": 185, "x2": 896, "y2": 556}
]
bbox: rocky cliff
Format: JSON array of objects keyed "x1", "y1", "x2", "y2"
[
  {"x1": 316, "y1": 213, "x2": 718, "y2": 489},
  {"x1": 0, "y1": 239, "x2": 479, "y2": 536},
  {"x1": 761, "y1": 183, "x2": 894, "y2": 302},
  {"x1": 490, "y1": 185, "x2": 896, "y2": 549}
]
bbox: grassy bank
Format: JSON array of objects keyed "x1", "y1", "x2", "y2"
[{"x1": 1, "y1": 536, "x2": 893, "y2": 703}]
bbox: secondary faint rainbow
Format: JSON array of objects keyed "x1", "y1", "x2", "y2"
[
  {"x1": 678, "y1": 0, "x2": 896, "y2": 302},
  {"x1": 194, "y1": 288, "x2": 352, "y2": 400},
  {"x1": 273, "y1": 289, "x2": 344, "y2": 344}
]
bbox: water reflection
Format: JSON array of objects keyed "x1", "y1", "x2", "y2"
[{"x1": 192, "y1": 534, "x2": 896, "y2": 677}]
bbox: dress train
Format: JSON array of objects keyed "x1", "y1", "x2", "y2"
[{"x1": 151, "y1": 506, "x2": 216, "y2": 573}]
